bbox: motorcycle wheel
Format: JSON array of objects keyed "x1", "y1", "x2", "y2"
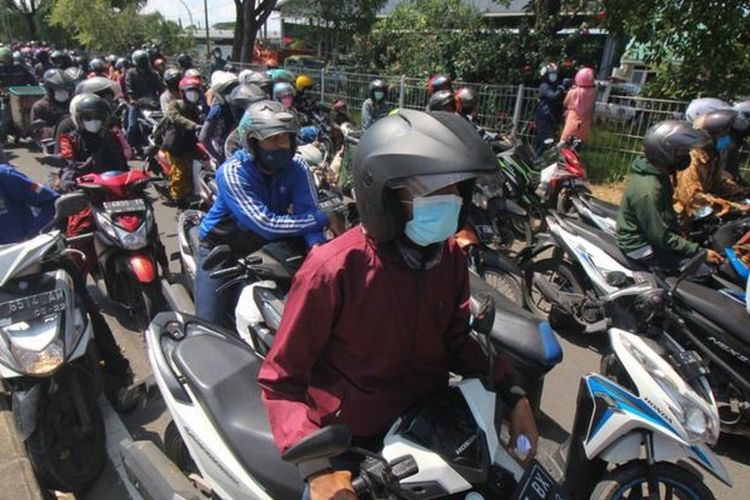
[
  {"x1": 482, "y1": 268, "x2": 524, "y2": 307},
  {"x1": 523, "y1": 258, "x2": 584, "y2": 320},
  {"x1": 591, "y1": 461, "x2": 714, "y2": 500},
  {"x1": 164, "y1": 420, "x2": 197, "y2": 474},
  {"x1": 26, "y1": 371, "x2": 106, "y2": 492}
]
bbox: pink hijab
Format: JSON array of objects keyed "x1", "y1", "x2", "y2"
[{"x1": 567, "y1": 67, "x2": 597, "y2": 119}]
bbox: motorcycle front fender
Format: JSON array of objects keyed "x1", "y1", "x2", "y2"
[
  {"x1": 12, "y1": 382, "x2": 42, "y2": 441},
  {"x1": 118, "y1": 252, "x2": 157, "y2": 284}
]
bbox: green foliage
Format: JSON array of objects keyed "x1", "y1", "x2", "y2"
[
  {"x1": 48, "y1": 0, "x2": 194, "y2": 54},
  {"x1": 351, "y1": 0, "x2": 594, "y2": 83},
  {"x1": 600, "y1": 0, "x2": 750, "y2": 100}
]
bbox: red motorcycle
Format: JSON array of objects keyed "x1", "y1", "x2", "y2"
[{"x1": 77, "y1": 169, "x2": 167, "y2": 330}]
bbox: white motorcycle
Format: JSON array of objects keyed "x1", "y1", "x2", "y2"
[
  {"x1": 121, "y1": 290, "x2": 728, "y2": 499},
  {"x1": 0, "y1": 193, "x2": 108, "y2": 492}
]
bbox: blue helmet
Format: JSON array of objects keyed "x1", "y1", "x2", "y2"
[{"x1": 297, "y1": 126, "x2": 319, "y2": 145}]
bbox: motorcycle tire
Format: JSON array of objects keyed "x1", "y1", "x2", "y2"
[
  {"x1": 591, "y1": 461, "x2": 714, "y2": 500},
  {"x1": 164, "y1": 420, "x2": 197, "y2": 474},
  {"x1": 523, "y1": 258, "x2": 584, "y2": 320},
  {"x1": 26, "y1": 372, "x2": 106, "y2": 492},
  {"x1": 482, "y1": 268, "x2": 524, "y2": 307}
]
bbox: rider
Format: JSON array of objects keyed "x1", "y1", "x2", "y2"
[
  {"x1": 616, "y1": 120, "x2": 725, "y2": 271},
  {"x1": 199, "y1": 71, "x2": 239, "y2": 163},
  {"x1": 294, "y1": 74, "x2": 318, "y2": 116},
  {"x1": 160, "y1": 67, "x2": 182, "y2": 113},
  {"x1": 125, "y1": 49, "x2": 164, "y2": 152},
  {"x1": 209, "y1": 47, "x2": 228, "y2": 75},
  {"x1": 32, "y1": 48, "x2": 52, "y2": 80},
  {"x1": 674, "y1": 108, "x2": 750, "y2": 218},
  {"x1": 31, "y1": 68, "x2": 72, "y2": 142},
  {"x1": 162, "y1": 76, "x2": 205, "y2": 206},
  {"x1": 258, "y1": 110, "x2": 538, "y2": 498},
  {"x1": 196, "y1": 100, "x2": 342, "y2": 326},
  {"x1": 177, "y1": 53, "x2": 193, "y2": 75},
  {"x1": 0, "y1": 162, "x2": 57, "y2": 244},
  {"x1": 0, "y1": 46, "x2": 37, "y2": 141},
  {"x1": 361, "y1": 79, "x2": 389, "y2": 129},
  {"x1": 534, "y1": 62, "x2": 565, "y2": 156}
]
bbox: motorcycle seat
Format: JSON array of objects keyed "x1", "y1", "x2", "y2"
[
  {"x1": 561, "y1": 216, "x2": 637, "y2": 270},
  {"x1": 674, "y1": 280, "x2": 750, "y2": 345},
  {"x1": 585, "y1": 195, "x2": 619, "y2": 220},
  {"x1": 172, "y1": 334, "x2": 304, "y2": 500},
  {"x1": 469, "y1": 275, "x2": 563, "y2": 372}
]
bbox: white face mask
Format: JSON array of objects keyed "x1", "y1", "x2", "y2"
[
  {"x1": 54, "y1": 90, "x2": 69, "y2": 103},
  {"x1": 184, "y1": 90, "x2": 200, "y2": 103},
  {"x1": 548, "y1": 73, "x2": 558, "y2": 83},
  {"x1": 83, "y1": 119, "x2": 103, "y2": 133}
]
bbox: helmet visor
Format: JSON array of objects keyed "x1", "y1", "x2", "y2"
[{"x1": 389, "y1": 172, "x2": 476, "y2": 197}]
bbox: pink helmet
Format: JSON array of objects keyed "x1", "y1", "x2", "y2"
[{"x1": 574, "y1": 67, "x2": 595, "y2": 87}]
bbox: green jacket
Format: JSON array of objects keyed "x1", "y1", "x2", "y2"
[{"x1": 616, "y1": 157, "x2": 699, "y2": 257}]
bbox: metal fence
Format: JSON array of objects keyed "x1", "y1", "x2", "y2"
[{"x1": 208, "y1": 60, "x2": 750, "y2": 181}]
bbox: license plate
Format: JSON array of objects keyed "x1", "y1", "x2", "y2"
[
  {"x1": 0, "y1": 289, "x2": 66, "y2": 326},
  {"x1": 103, "y1": 198, "x2": 147, "y2": 214},
  {"x1": 514, "y1": 460, "x2": 568, "y2": 500}
]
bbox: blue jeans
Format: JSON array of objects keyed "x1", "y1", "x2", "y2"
[
  {"x1": 194, "y1": 244, "x2": 232, "y2": 326},
  {"x1": 534, "y1": 114, "x2": 555, "y2": 157},
  {"x1": 126, "y1": 105, "x2": 141, "y2": 147}
]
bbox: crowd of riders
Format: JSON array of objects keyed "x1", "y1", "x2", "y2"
[{"x1": 0, "y1": 40, "x2": 749, "y2": 498}]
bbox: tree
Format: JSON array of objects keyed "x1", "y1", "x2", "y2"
[
  {"x1": 229, "y1": 0, "x2": 277, "y2": 63},
  {"x1": 283, "y1": 0, "x2": 386, "y2": 63},
  {"x1": 48, "y1": 0, "x2": 193, "y2": 54},
  {"x1": 599, "y1": 0, "x2": 750, "y2": 99}
]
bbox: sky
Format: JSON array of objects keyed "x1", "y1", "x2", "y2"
[{"x1": 144, "y1": 0, "x2": 237, "y2": 28}]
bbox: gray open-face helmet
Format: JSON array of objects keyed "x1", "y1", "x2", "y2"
[
  {"x1": 643, "y1": 120, "x2": 712, "y2": 172},
  {"x1": 239, "y1": 99, "x2": 300, "y2": 152},
  {"x1": 353, "y1": 109, "x2": 497, "y2": 243},
  {"x1": 693, "y1": 109, "x2": 737, "y2": 136}
]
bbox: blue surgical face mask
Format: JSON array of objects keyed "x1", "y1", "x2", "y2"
[
  {"x1": 716, "y1": 134, "x2": 732, "y2": 153},
  {"x1": 373, "y1": 90, "x2": 385, "y2": 101},
  {"x1": 404, "y1": 194, "x2": 463, "y2": 247},
  {"x1": 257, "y1": 147, "x2": 294, "y2": 172},
  {"x1": 548, "y1": 73, "x2": 558, "y2": 83}
]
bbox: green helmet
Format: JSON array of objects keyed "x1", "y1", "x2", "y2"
[{"x1": 0, "y1": 47, "x2": 12, "y2": 64}]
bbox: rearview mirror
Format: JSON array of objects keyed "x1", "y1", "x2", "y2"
[
  {"x1": 470, "y1": 292, "x2": 496, "y2": 336},
  {"x1": 281, "y1": 425, "x2": 351, "y2": 463},
  {"x1": 202, "y1": 244, "x2": 232, "y2": 271},
  {"x1": 54, "y1": 192, "x2": 89, "y2": 220}
]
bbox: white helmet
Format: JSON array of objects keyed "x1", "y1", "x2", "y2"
[
  {"x1": 209, "y1": 71, "x2": 239, "y2": 104},
  {"x1": 540, "y1": 62, "x2": 558, "y2": 78},
  {"x1": 685, "y1": 97, "x2": 730, "y2": 124}
]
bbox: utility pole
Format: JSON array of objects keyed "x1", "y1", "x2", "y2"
[{"x1": 203, "y1": 0, "x2": 211, "y2": 57}]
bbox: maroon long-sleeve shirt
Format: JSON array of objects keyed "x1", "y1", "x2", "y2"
[{"x1": 258, "y1": 227, "x2": 512, "y2": 453}]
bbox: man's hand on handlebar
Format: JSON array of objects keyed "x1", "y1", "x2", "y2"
[
  {"x1": 309, "y1": 470, "x2": 358, "y2": 500},
  {"x1": 705, "y1": 249, "x2": 725, "y2": 265}
]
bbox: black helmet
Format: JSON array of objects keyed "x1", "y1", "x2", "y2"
[
  {"x1": 427, "y1": 90, "x2": 456, "y2": 112},
  {"x1": 228, "y1": 83, "x2": 266, "y2": 119},
  {"x1": 177, "y1": 53, "x2": 193, "y2": 69},
  {"x1": 132, "y1": 49, "x2": 150, "y2": 69},
  {"x1": 72, "y1": 94, "x2": 111, "y2": 131},
  {"x1": 50, "y1": 50, "x2": 66, "y2": 67},
  {"x1": 693, "y1": 109, "x2": 737, "y2": 136},
  {"x1": 89, "y1": 58, "x2": 106, "y2": 74},
  {"x1": 353, "y1": 110, "x2": 497, "y2": 242},
  {"x1": 455, "y1": 87, "x2": 476, "y2": 116},
  {"x1": 164, "y1": 68, "x2": 182, "y2": 90},
  {"x1": 368, "y1": 79, "x2": 388, "y2": 100},
  {"x1": 643, "y1": 120, "x2": 712, "y2": 172},
  {"x1": 115, "y1": 57, "x2": 129, "y2": 71},
  {"x1": 42, "y1": 68, "x2": 70, "y2": 92}
]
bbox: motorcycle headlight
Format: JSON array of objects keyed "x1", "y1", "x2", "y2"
[
  {"x1": 3, "y1": 314, "x2": 64, "y2": 376},
  {"x1": 115, "y1": 224, "x2": 148, "y2": 250},
  {"x1": 619, "y1": 333, "x2": 719, "y2": 444}
]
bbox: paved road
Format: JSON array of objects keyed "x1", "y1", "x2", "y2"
[{"x1": 8, "y1": 145, "x2": 749, "y2": 499}]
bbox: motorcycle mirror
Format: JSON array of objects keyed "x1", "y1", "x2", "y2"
[
  {"x1": 202, "y1": 245, "x2": 232, "y2": 271},
  {"x1": 692, "y1": 206, "x2": 713, "y2": 220},
  {"x1": 470, "y1": 292, "x2": 496, "y2": 336},
  {"x1": 281, "y1": 425, "x2": 351, "y2": 463},
  {"x1": 675, "y1": 251, "x2": 707, "y2": 290},
  {"x1": 54, "y1": 192, "x2": 89, "y2": 220}
]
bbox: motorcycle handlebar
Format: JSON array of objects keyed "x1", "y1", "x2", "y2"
[{"x1": 209, "y1": 265, "x2": 243, "y2": 280}]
